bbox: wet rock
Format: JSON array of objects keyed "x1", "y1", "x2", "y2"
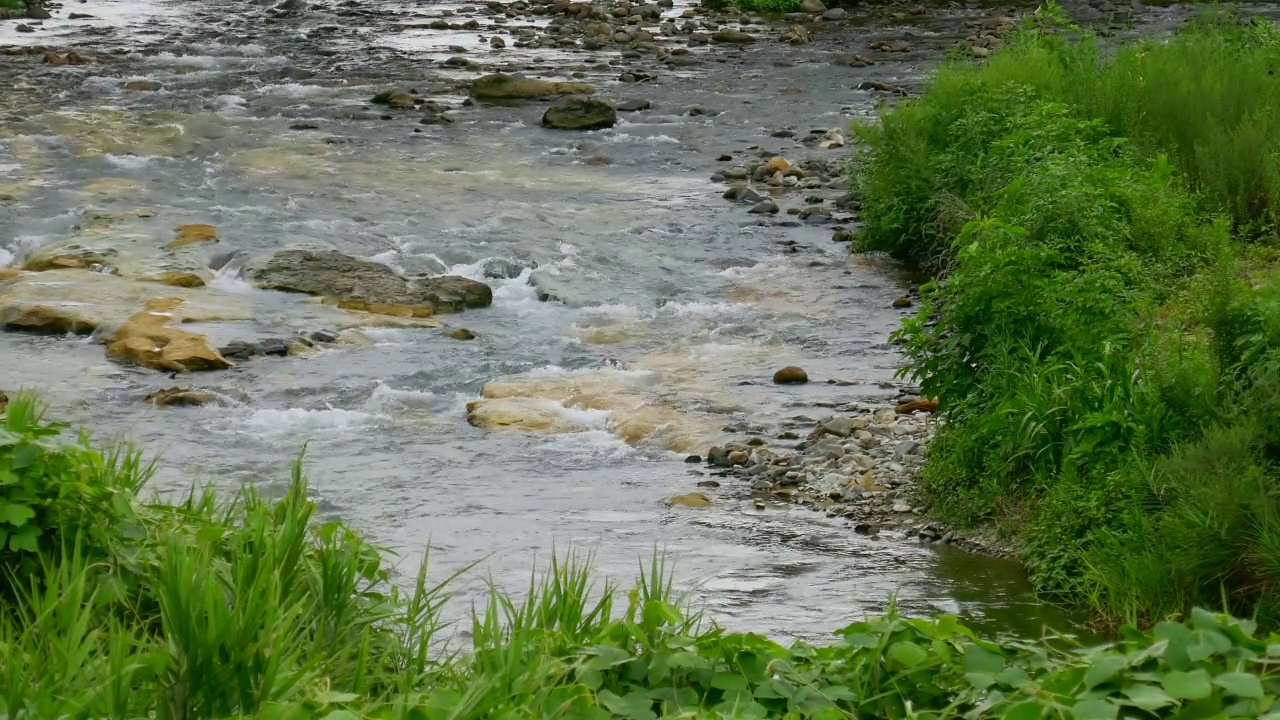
[
  {"x1": 122, "y1": 80, "x2": 163, "y2": 92},
  {"x1": 145, "y1": 387, "x2": 218, "y2": 407},
  {"x1": 490, "y1": 35, "x2": 506, "y2": 48},
  {"x1": 541, "y1": 96, "x2": 617, "y2": 130},
  {"x1": 527, "y1": 268, "x2": 572, "y2": 304},
  {"x1": 22, "y1": 243, "x2": 117, "y2": 272},
  {"x1": 895, "y1": 439, "x2": 923, "y2": 458},
  {"x1": 712, "y1": 29, "x2": 754, "y2": 43},
  {"x1": 248, "y1": 249, "x2": 492, "y2": 316},
  {"x1": 706, "y1": 445, "x2": 731, "y2": 467},
  {"x1": 481, "y1": 258, "x2": 525, "y2": 279},
  {"x1": 15, "y1": 24, "x2": 34, "y2": 33},
  {"x1": 167, "y1": 224, "x2": 218, "y2": 249},
  {"x1": 685, "y1": 454, "x2": 702, "y2": 463},
  {"x1": 218, "y1": 341, "x2": 255, "y2": 360},
  {"x1": 68, "y1": 12, "x2": 94, "y2": 18},
  {"x1": 256, "y1": 338, "x2": 289, "y2": 356},
  {"x1": 26, "y1": 4, "x2": 50, "y2": 19},
  {"x1": 616, "y1": 98, "x2": 651, "y2": 112},
  {"x1": 471, "y1": 73, "x2": 593, "y2": 99},
  {"x1": 822, "y1": 8, "x2": 846, "y2": 20},
  {"x1": 370, "y1": 88, "x2": 416, "y2": 108},
  {"x1": 799, "y1": 206, "x2": 833, "y2": 224},
  {"x1": 104, "y1": 298, "x2": 231, "y2": 373},
  {"x1": 892, "y1": 296, "x2": 913, "y2": 308},
  {"x1": 466, "y1": 397, "x2": 586, "y2": 433},
  {"x1": 748, "y1": 200, "x2": 778, "y2": 214},
  {"x1": 896, "y1": 398, "x2": 939, "y2": 414},
  {"x1": 450, "y1": 328, "x2": 476, "y2": 340},
  {"x1": 832, "y1": 53, "x2": 874, "y2": 67},
  {"x1": 870, "y1": 39, "x2": 912, "y2": 52},
  {"x1": 773, "y1": 366, "x2": 809, "y2": 385},
  {"x1": 723, "y1": 185, "x2": 764, "y2": 203},
  {"x1": 666, "y1": 492, "x2": 712, "y2": 508},
  {"x1": 799, "y1": 0, "x2": 825, "y2": 12}
]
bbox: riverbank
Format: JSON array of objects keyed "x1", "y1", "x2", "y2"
[
  {"x1": 4, "y1": 393, "x2": 1279, "y2": 719},
  {"x1": 850, "y1": 3, "x2": 1280, "y2": 626}
]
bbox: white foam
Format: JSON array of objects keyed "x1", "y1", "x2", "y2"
[
  {"x1": 103, "y1": 154, "x2": 157, "y2": 169},
  {"x1": 215, "y1": 95, "x2": 249, "y2": 115},
  {"x1": 365, "y1": 383, "x2": 437, "y2": 412},
  {"x1": 0, "y1": 248, "x2": 14, "y2": 268},
  {"x1": 258, "y1": 82, "x2": 327, "y2": 98},
  {"x1": 239, "y1": 407, "x2": 382, "y2": 436},
  {"x1": 603, "y1": 133, "x2": 681, "y2": 145}
]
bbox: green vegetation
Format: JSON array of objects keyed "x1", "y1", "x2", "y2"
[
  {"x1": 8, "y1": 395, "x2": 1280, "y2": 719},
  {"x1": 0, "y1": 0, "x2": 25, "y2": 13},
  {"x1": 701, "y1": 0, "x2": 803, "y2": 15},
  {"x1": 853, "y1": 5, "x2": 1280, "y2": 626}
]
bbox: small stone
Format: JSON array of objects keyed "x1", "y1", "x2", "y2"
[
  {"x1": 895, "y1": 439, "x2": 923, "y2": 458},
  {"x1": 717, "y1": 153, "x2": 733, "y2": 162},
  {"x1": 123, "y1": 80, "x2": 163, "y2": 92},
  {"x1": 256, "y1": 338, "x2": 289, "y2": 357},
  {"x1": 892, "y1": 502, "x2": 912, "y2": 513},
  {"x1": 490, "y1": 35, "x2": 506, "y2": 48},
  {"x1": 799, "y1": 0, "x2": 825, "y2": 12},
  {"x1": 450, "y1": 328, "x2": 476, "y2": 340},
  {"x1": 712, "y1": 28, "x2": 754, "y2": 43},
  {"x1": 892, "y1": 296, "x2": 914, "y2": 308},
  {"x1": 748, "y1": 200, "x2": 779, "y2": 215},
  {"x1": 616, "y1": 98, "x2": 652, "y2": 112},
  {"x1": 15, "y1": 23, "x2": 34, "y2": 33},
  {"x1": 685, "y1": 454, "x2": 702, "y2": 463},
  {"x1": 144, "y1": 387, "x2": 217, "y2": 407},
  {"x1": 772, "y1": 366, "x2": 808, "y2": 385},
  {"x1": 822, "y1": 8, "x2": 846, "y2": 20},
  {"x1": 727, "y1": 450, "x2": 750, "y2": 466}
]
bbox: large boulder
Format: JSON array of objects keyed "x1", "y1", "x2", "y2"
[
  {"x1": 248, "y1": 249, "x2": 492, "y2": 316},
  {"x1": 471, "y1": 73, "x2": 593, "y2": 100},
  {"x1": 542, "y1": 96, "x2": 617, "y2": 130}
]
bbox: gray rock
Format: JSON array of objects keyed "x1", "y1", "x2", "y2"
[
  {"x1": 822, "y1": 8, "x2": 846, "y2": 20},
  {"x1": 471, "y1": 73, "x2": 592, "y2": 99},
  {"x1": 712, "y1": 29, "x2": 754, "y2": 43},
  {"x1": 822, "y1": 417, "x2": 858, "y2": 437},
  {"x1": 748, "y1": 200, "x2": 779, "y2": 214},
  {"x1": 256, "y1": 338, "x2": 289, "y2": 356},
  {"x1": 542, "y1": 96, "x2": 618, "y2": 130},
  {"x1": 895, "y1": 439, "x2": 923, "y2": 458},
  {"x1": 249, "y1": 249, "x2": 492, "y2": 314},
  {"x1": 481, "y1": 258, "x2": 525, "y2": 280},
  {"x1": 799, "y1": 0, "x2": 825, "y2": 12},
  {"x1": 615, "y1": 98, "x2": 652, "y2": 112}
]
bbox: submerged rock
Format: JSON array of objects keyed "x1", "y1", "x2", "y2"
[
  {"x1": 145, "y1": 387, "x2": 218, "y2": 407},
  {"x1": 666, "y1": 492, "x2": 712, "y2": 508},
  {"x1": 248, "y1": 249, "x2": 492, "y2": 316},
  {"x1": 166, "y1": 224, "x2": 219, "y2": 249},
  {"x1": 471, "y1": 73, "x2": 593, "y2": 100},
  {"x1": 712, "y1": 29, "x2": 755, "y2": 44},
  {"x1": 541, "y1": 96, "x2": 617, "y2": 130},
  {"x1": 450, "y1": 328, "x2": 476, "y2": 340},
  {"x1": 465, "y1": 397, "x2": 585, "y2": 433}
]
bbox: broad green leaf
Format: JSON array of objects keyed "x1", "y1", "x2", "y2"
[
  {"x1": 1163, "y1": 669, "x2": 1213, "y2": 700},
  {"x1": 8, "y1": 526, "x2": 38, "y2": 553},
  {"x1": 966, "y1": 645, "x2": 1007, "y2": 674},
  {"x1": 597, "y1": 689, "x2": 655, "y2": 720},
  {"x1": 666, "y1": 651, "x2": 709, "y2": 671},
  {"x1": 888, "y1": 641, "x2": 929, "y2": 668},
  {"x1": 0, "y1": 501, "x2": 34, "y2": 527},
  {"x1": 997, "y1": 666, "x2": 1033, "y2": 688},
  {"x1": 711, "y1": 673, "x2": 749, "y2": 692},
  {"x1": 584, "y1": 644, "x2": 633, "y2": 666},
  {"x1": 967, "y1": 673, "x2": 997, "y2": 690},
  {"x1": 1122, "y1": 683, "x2": 1176, "y2": 711},
  {"x1": 1215, "y1": 673, "x2": 1265, "y2": 699},
  {"x1": 841, "y1": 632, "x2": 878, "y2": 649},
  {"x1": 1071, "y1": 699, "x2": 1117, "y2": 720},
  {"x1": 1083, "y1": 655, "x2": 1128, "y2": 689},
  {"x1": 10, "y1": 442, "x2": 38, "y2": 470},
  {"x1": 1004, "y1": 700, "x2": 1043, "y2": 720},
  {"x1": 321, "y1": 711, "x2": 358, "y2": 720}
]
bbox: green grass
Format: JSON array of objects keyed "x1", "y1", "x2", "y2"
[
  {"x1": 9, "y1": 393, "x2": 1280, "y2": 718},
  {"x1": 851, "y1": 3, "x2": 1280, "y2": 626}
]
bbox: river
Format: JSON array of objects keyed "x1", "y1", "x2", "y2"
[{"x1": 0, "y1": 0, "x2": 1102, "y2": 640}]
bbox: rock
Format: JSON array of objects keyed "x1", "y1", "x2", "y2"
[
  {"x1": 892, "y1": 502, "x2": 912, "y2": 513},
  {"x1": 711, "y1": 29, "x2": 754, "y2": 43},
  {"x1": 799, "y1": 0, "x2": 825, "y2": 12},
  {"x1": 727, "y1": 450, "x2": 749, "y2": 466},
  {"x1": 799, "y1": 206, "x2": 833, "y2": 224},
  {"x1": 490, "y1": 35, "x2": 506, "y2": 48},
  {"x1": 616, "y1": 98, "x2": 652, "y2": 112},
  {"x1": 764, "y1": 156, "x2": 791, "y2": 174},
  {"x1": 248, "y1": 249, "x2": 492, "y2": 316},
  {"x1": 773, "y1": 366, "x2": 809, "y2": 385},
  {"x1": 685, "y1": 454, "x2": 702, "y2": 463},
  {"x1": 892, "y1": 296, "x2": 913, "y2": 308},
  {"x1": 748, "y1": 200, "x2": 778, "y2": 215},
  {"x1": 466, "y1": 397, "x2": 585, "y2": 433},
  {"x1": 896, "y1": 398, "x2": 939, "y2": 414},
  {"x1": 0, "y1": 391, "x2": 6, "y2": 415},
  {"x1": 832, "y1": 53, "x2": 874, "y2": 67},
  {"x1": 167, "y1": 224, "x2": 219, "y2": 249},
  {"x1": 723, "y1": 185, "x2": 764, "y2": 203},
  {"x1": 895, "y1": 439, "x2": 923, "y2": 459},
  {"x1": 22, "y1": 243, "x2": 117, "y2": 272},
  {"x1": 822, "y1": 8, "x2": 846, "y2": 20},
  {"x1": 371, "y1": 89, "x2": 416, "y2": 108},
  {"x1": 26, "y1": 4, "x2": 50, "y2": 19},
  {"x1": 450, "y1": 328, "x2": 476, "y2": 340},
  {"x1": 122, "y1": 80, "x2": 163, "y2": 92},
  {"x1": 471, "y1": 73, "x2": 593, "y2": 99},
  {"x1": 706, "y1": 445, "x2": 731, "y2": 467},
  {"x1": 782, "y1": 25, "x2": 810, "y2": 44},
  {"x1": 480, "y1": 258, "x2": 525, "y2": 279},
  {"x1": 666, "y1": 492, "x2": 712, "y2": 508},
  {"x1": 104, "y1": 298, "x2": 231, "y2": 373},
  {"x1": 15, "y1": 24, "x2": 34, "y2": 33},
  {"x1": 822, "y1": 417, "x2": 859, "y2": 437},
  {"x1": 527, "y1": 269, "x2": 572, "y2": 304},
  {"x1": 870, "y1": 39, "x2": 912, "y2": 52},
  {"x1": 256, "y1": 338, "x2": 289, "y2": 356},
  {"x1": 542, "y1": 96, "x2": 617, "y2": 130},
  {"x1": 68, "y1": 12, "x2": 94, "y2": 18},
  {"x1": 970, "y1": 45, "x2": 991, "y2": 58},
  {"x1": 144, "y1": 387, "x2": 218, "y2": 407}
]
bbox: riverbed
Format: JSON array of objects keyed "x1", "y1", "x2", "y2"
[{"x1": 0, "y1": 0, "x2": 1127, "y2": 640}]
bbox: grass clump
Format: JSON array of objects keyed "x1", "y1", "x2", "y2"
[
  {"x1": 12, "y1": 395, "x2": 1280, "y2": 718},
  {"x1": 852, "y1": 3, "x2": 1280, "y2": 626}
]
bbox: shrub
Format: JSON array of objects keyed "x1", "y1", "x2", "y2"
[{"x1": 853, "y1": 7, "x2": 1280, "y2": 624}]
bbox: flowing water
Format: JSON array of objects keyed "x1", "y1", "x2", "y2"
[{"x1": 0, "y1": 0, "x2": 1096, "y2": 640}]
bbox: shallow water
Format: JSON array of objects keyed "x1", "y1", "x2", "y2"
[{"x1": 0, "y1": 0, "x2": 1095, "y2": 640}]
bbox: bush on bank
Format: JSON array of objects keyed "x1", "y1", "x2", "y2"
[
  {"x1": 852, "y1": 4, "x2": 1280, "y2": 625},
  {"x1": 7, "y1": 393, "x2": 1280, "y2": 719}
]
